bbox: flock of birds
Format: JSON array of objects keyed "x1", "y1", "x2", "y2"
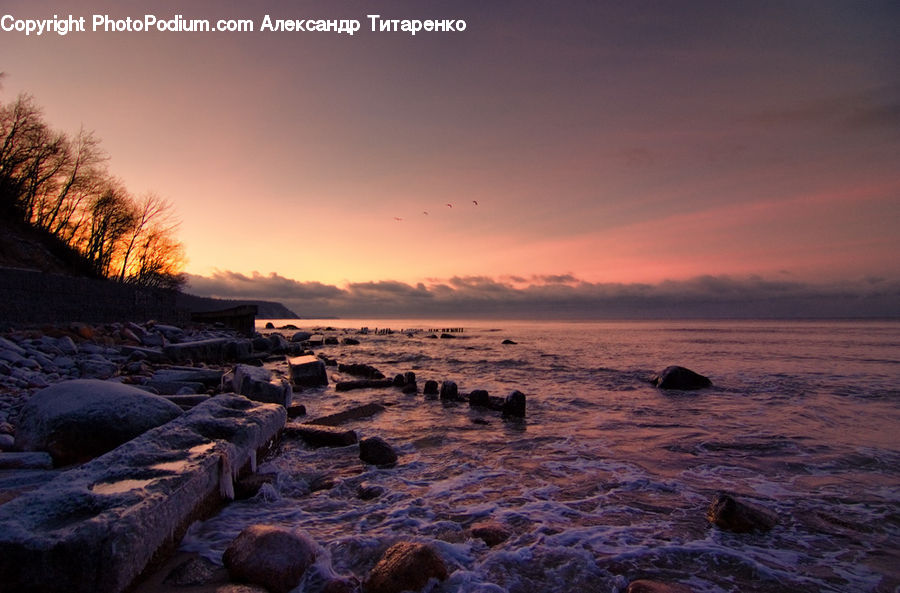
[{"x1": 393, "y1": 200, "x2": 478, "y2": 222}]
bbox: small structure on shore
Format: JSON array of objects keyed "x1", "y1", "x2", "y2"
[{"x1": 190, "y1": 304, "x2": 258, "y2": 337}]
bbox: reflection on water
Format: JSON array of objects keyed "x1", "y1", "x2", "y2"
[{"x1": 180, "y1": 320, "x2": 900, "y2": 593}]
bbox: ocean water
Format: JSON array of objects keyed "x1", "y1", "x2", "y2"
[{"x1": 181, "y1": 319, "x2": 900, "y2": 593}]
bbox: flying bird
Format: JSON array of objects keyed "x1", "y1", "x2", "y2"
[
  {"x1": 472, "y1": 200, "x2": 478, "y2": 206},
  {"x1": 393, "y1": 217, "x2": 403, "y2": 222},
  {"x1": 423, "y1": 211, "x2": 429, "y2": 215},
  {"x1": 446, "y1": 203, "x2": 453, "y2": 208}
]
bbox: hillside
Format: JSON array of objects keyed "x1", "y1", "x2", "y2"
[{"x1": 0, "y1": 216, "x2": 298, "y2": 320}]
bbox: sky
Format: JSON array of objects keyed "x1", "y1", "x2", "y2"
[{"x1": 2, "y1": 1, "x2": 899, "y2": 318}]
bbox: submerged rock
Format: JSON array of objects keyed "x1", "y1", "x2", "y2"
[
  {"x1": 706, "y1": 492, "x2": 777, "y2": 533},
  {"x1": 359, "y1": 436, "x2": 398, "y2": 467},
  {"x1": 470, "y1": 521, "x2": 511, "y2": 547},
  {"x1": 14, "y1": 379, "x2": 182, "y2": 465},
  {"x1": 652, "y1": 366, "x2": 711, "y2": 390},
  {"x1": 284, "y1": 425, "x2": 358, "y2": 447},
  {"x1": 502, "y1": 390, "x2": 526, "y2": 418},
  {"x1": 423, "y1": 380, "x2": 439, "y2": 397},
  {"x1": 626, "y1": 580, "x2": 695, "y2": 593},
  {"x1": 364, "y1": 542, "x2": 448, "y2": 593},
  {"x1": 223, "y1": 524, "x2": 318, "y2": 593},
  {"x1": 439, "y1": 380, "x2": 458, "y2": 401}
]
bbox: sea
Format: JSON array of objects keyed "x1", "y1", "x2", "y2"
[{"x1": 180, "y1": 319, "x2": 900, "y2": 593}]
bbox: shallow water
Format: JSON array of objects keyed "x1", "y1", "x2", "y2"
[{"x1": 181, "y1": 319, "x2": 900, "y2": 592}]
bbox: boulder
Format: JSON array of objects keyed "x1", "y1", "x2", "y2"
[
  {"x1": 0, "y1": 452, "x2": 54, "y2": 470},
  {"x1": 337, "y1": 363, "x2": 384, "y2": 379},
  {"x1": 502, "y1": 390, "x2": 526, "y2": 418},
  {"x1": 264, "y1": 322, "x2": 275, "y2": 329},
  {"x1": 364, "y1": 542, "x2": 448, "y2": 593},
  {"x1": 284, "y1": 425, "x2": 358, "y2": 447},
  {"x1": 78, "y1": 357, "x2": 118, "y2": 379},
  {"x1": 626, "y1": 580, "x2": 694, "y2": 593},
  {"x1": 324, "y1": 336, "x2": 339, "y2": 345},
  {"x1": 288, "y1": 355, "x2": 328, "y2": 387},
  {"x1": 359, "y1": 436, "x2": 398, "y2": 467},
  {"x1": 501, "y1": 339, "x2": 517, "y2": 345},
  {"x1": 335, "y1": 379, "x2": 393, "y2": 392},
  {"x1": 468, "y1": 390, "x2": 491, "y2": 408},
  {"x1": 439, "y1": 381, "x2": 458, "y2": 401},
  {"x1": 470, "y1": 521, "x2": 511, "y2": 547},
  {"x1": 652, "y1": 366, "x2": 711, "y2": 390},
  {"x1": 287, "y1": 403, "x2": 307, "y2": 419},
  {"x1": 290, "y1": 331, "x2": 312, "y2": 343},
  {"x1": 308, "y1": 403, "x2": 386, "y2": 426},
  {"x1": 232, "y1": 364, "x2": 292, "y2": 407},
  {"x1": 423, "y1": 380, "x2": 439, "y2": 397},
  {"x1": 706, "y1": 493, "x2": 777, "y2": 533},
  {"x1": 223, "y1": 525, "x2": 318, "y2": 593},
  {"x1": 14, "y1": 379, "x2": 183, "y2": 465}
]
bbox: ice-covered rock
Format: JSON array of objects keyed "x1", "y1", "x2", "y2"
[
  {"x1": 223, "y1": 525, "x2": 318, "y2": 593},
  {"x1": 231, "y1": 364, "x2": 292, "y2": 407},
  {"x1": 14, "y1": 379, "x2": 183, "y2": 465},
  {"x1": 0, "y1": 394, "x2": 286, "y2": 593}
]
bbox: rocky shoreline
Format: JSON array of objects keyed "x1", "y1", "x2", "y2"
[{"x1": 0, "y1": 319, "x2": 753, "y2": 593}]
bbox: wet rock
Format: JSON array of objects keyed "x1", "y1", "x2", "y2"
[
  {"x1": 401, "y1": 383, "x2": 417, "y2": 395},
  {"x1": 706, "y1": 492, "x2": 777, "y2": 533},
  {"x1": 342, "y1": 337, "x2": 360, "y2": 345},
  {"x1": 234, "y1": 472, "x2": 278, "y2": 500},
  {"x1": 291, "y1": 331, "x2": 313, "y2": 343},
  {"x1": 439, "y1": 333, "x2": 456, "y2": 339},
  {"x1": 284, "y1": 424, "x2": 358, "y2": 447},
  {"x1": 404, "y1": 371, "x2": 416, "y2": 385},
  {"x1": 392, "y1": 374, "x2": 406, "y2": 387},
  {"x1": 502, "y1": 390, "x2": 526, "y2": 418},
  {"x1": 501, "y1": 339, "x2": 517, "y2": 345},
  {"x1": 15, "y1": 379, "x2": 183, "y2": 465},
  {"x1": 468, "y1": 390, "x2": 491, "y2": 408},
  {"x1": 0, "y1": 336, "x2": 26, "y2": 356},
  {"x1": 164, "y1": 554, "x2": 222, "y2": 586},
  {"x1": 147, "y1": 380, "x2": 205, "y2": 395},
  {"x1": 359, "y1": 436, "x2": 398, "y2": 467},
  {"x1": 626, "y1": 580, "x2": 694, "y2": 593},
  {"x1": 322, "y1": 576, "x2": 361, "y2": 593},
  {"x1": 287, "y1": 403, "x2": 307, "y2": 419},
  {"x1": 423, "y1": 380, "x2": 439, "y2": 397},
  {"x1": 289, "y1": 355, "x2": 328, "y2": 387},
  {"x1": 471, "y1": 521, "x2": 511, "y2": 547},
  {"x1": 307, "y1": 334, "x2": 325, "y2": 346},
  {"x1": 335, "y1": 379, "x2": 393, "y2": 392},
  {"x1": 652, "y1": 366, "x2": 712, "y2": 390},
  {"x1": 364, "y1": 542, "x2": 448, "y2": 593},
  {"x1": 265, "y1": 322, "x2": 276, "y2": 329},
  {"x1": 308, "y1": 403, "x2": 386, "y2": 426},
  {"x1": 439, "y1": 380, "x2": 459, "y2": 401},
  {"x1": 357, "y1": 483, "x2": 385, "y2": 500},
  {"x1": 324, "y1": 336, "x2": 339, "y2": 345},
  {"x1": 223, "y1": 524, "x2": 318, "y2": 593},
  {"x1": 338, "y1": 363, "x2": 384, "y2": 379}
]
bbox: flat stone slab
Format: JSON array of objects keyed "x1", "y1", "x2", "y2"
[
  {"x1": 288, "y1": 355, "x2": 327, "y2": 387},
  {"x1": 307, "y1": 403, "x2": 387, "y2": 426},
  {"x1": 0, "y1": 394, "x2": 286, "y2": 593},
  {"x1": 283, "y1": 424, "x2": 358, "y2": 447}
]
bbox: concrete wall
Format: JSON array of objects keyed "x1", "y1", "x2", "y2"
[{"x1": 0, "y1": 267, "x2": 189, "y2": 327}]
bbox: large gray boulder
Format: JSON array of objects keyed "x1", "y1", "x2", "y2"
[{"x1": 15, "y1": 379, "x2": 183, "y2": 465}]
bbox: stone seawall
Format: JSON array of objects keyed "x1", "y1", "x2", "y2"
[{"x1": 0, "y1": 267, "x2": 188, "y2": 327}]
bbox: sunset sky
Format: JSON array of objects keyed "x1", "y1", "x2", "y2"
[{"x1": 2, "y1": 1, "x2": 898, "y2": 317}]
